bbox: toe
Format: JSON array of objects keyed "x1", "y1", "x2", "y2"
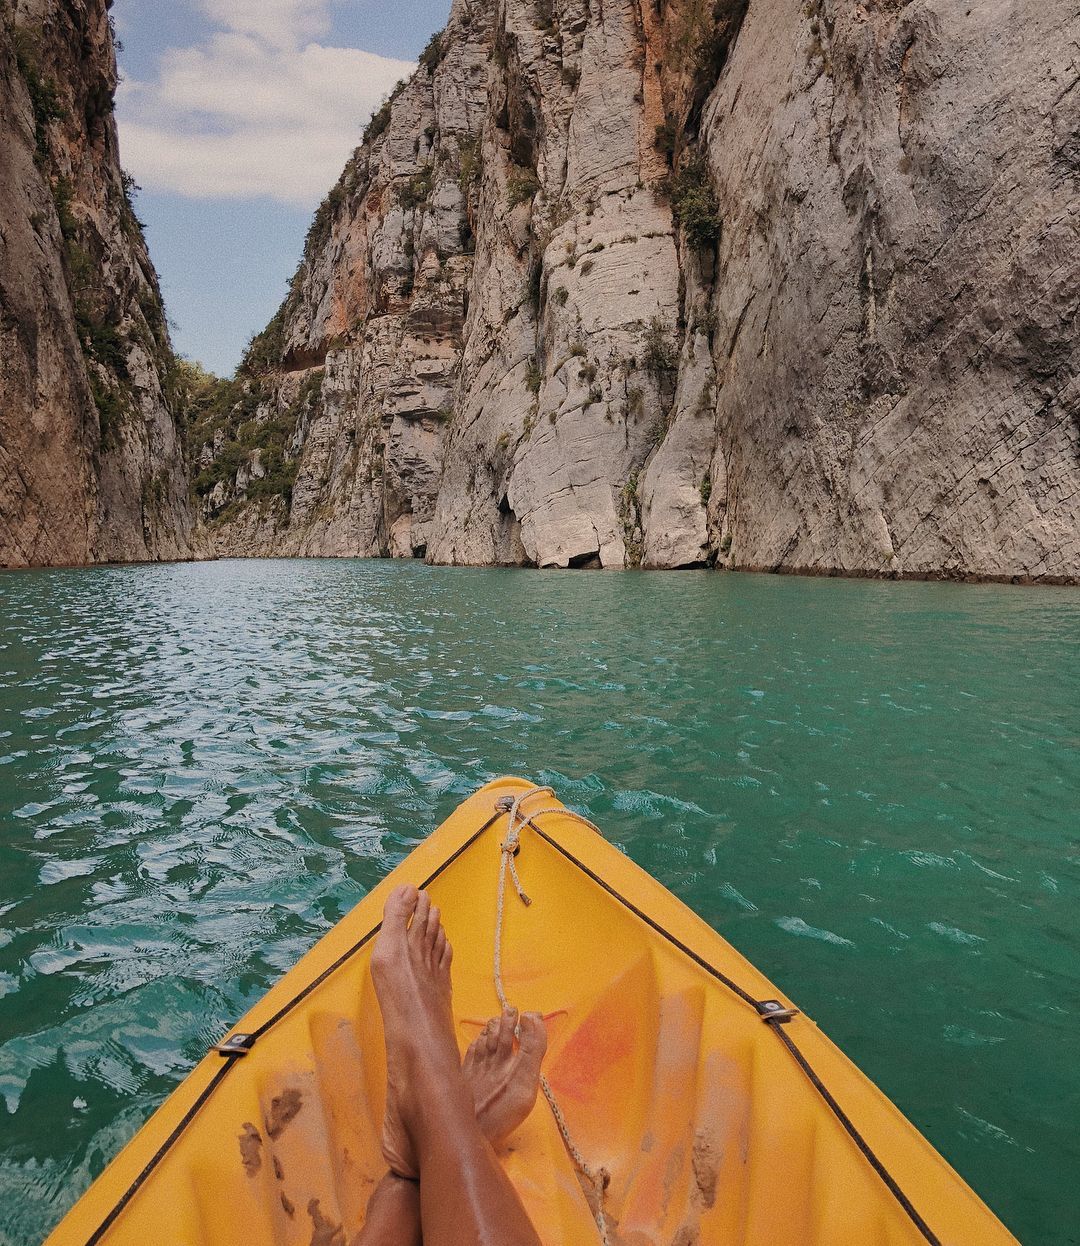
[
  {"x1": 424, "y1": 903, "x2": 442, "y2": 960},
  {"x1": 439, "y1": 938, "x2": 453, "y2": 973},
  {"x1": 409, "y1": 890, "x2": 431, "y2": 946},
  {"x1": 517, "y1": 1012, "x2": 549, "y2": 1068},
  {"x1": 497, "y1": 1007, "x2": 518, "y2": 1055},
  {"x1": 463, "y1": 1034, "x2": 481, "y2": 1073},
  {"x1": 484, "y1": 1017, "x2": 500, "y2": 1054},
  {"x1": 381, "y1": 885, "x2": 419, "y2": 936}
]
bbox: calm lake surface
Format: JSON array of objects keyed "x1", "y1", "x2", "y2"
[{"x1": 0, "y1": 560, "x2": 1077, "y2": 1244}]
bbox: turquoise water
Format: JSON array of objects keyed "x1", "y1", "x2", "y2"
[{"x1": 0, "y1": 560, "x2": 1077, "y2": 1244}]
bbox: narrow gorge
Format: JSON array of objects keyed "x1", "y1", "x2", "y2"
[{"x1": 2, "y1": 0, "x2": 1078, "y2": 577}]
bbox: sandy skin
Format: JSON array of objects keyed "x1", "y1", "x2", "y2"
[
  {"x1": 374, "y1": 887, "x2": 547, "y2": 1176},
  {"x1": 363, "y1": 885, "x2": 543, "y2": 1246}
]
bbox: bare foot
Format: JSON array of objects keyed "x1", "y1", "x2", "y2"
[
  {"x1": 370, "y1": 885, "x2": 456, "y2": 1180},
  {"x1": 464, "y1": 1009, "x2": 548, "y2": 1148}
]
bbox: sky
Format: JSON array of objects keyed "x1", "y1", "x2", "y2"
[{"x1": 112, "y1": 0, "x2": 451, "y2": 377}]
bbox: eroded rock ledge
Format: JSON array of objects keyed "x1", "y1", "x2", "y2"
[{"x1": 193, "y1": 0, "x2": 1080, "y2": 579}]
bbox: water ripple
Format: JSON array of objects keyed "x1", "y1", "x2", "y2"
[{"x1": 0, "y1": 561, "x2": 1078, "y2": 1244}]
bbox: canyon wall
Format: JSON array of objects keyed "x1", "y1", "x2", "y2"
[
  {"x1": 0, "y1": 0, "x2": 194, "y2": 568},
  {"x1": 149, "y1": 1, "x2": 1080, "y2": 578}
]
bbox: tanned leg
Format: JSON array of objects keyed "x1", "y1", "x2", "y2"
[
  {"x1": 359, "y1": 1005, "x2": 547, "y2": 1245},
  {"x1": 354, "y1": 1173, "x2": 421, "y2": 1246},
  {"x1": 370, "y1": 885, "x2": 543, "y2": 1246}
]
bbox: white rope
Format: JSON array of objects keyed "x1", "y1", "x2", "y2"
[{"x1": 494, "y1": 786, "x2": 611, "y2": 1245}]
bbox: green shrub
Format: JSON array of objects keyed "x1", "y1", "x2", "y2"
[
  {"x1": 12, "y1": 26, "x2": 64, "y2": 160},
  {"x1": 119, "y1": 169, "x2": 146, "y2": 231},
  {"x1": 364, "y1": 99, "x2": 393, "y2": 144},
  {"x1": 304, "y1": 181, "x2": 346, "y2": 258},
  {"x1": 619, "y1": 472, "x2": 643, "y2": 566},
  {"x1": 668, "y1": 158, "x2": 722, "y2": 248},
  {"x1": 194, "y1": 440, "x2": 245, "y2": 497},
  {"x1": 700, "y1": 472, "x2": 712, "y2": 506},
  {"x1": 51, "y1": 176, "x2": 77, "y2": 241},
  {"x1": 363, "y1": 78, "x2": 407, "y2": 144},
  {"x1": 398, "y1": 163, "x2": 434, "y2": 211},
  {"x1": 245, "y1": 454, "x2": 299, "y2": 507},
  {"x1": 66, "y1": 242, "x2": 94, "y2": 292},
  {"x1": 78, "y1": 314, "x2": 129, "y2": 379},
  {"x1": 240, "y1": 307, "x2": 287, "y2": 377},
  {"x1": 419, "y1": 30, "x2": 444, "y2": 72},
  {"x1": 525, "y1": 358, "x2": 542, "y2": 394},
  {"x1": 90, "y1": 375, "x2": 127, "y2": 448},
  {"x1": 458, "y1": 134, "x2": 481, "y2": 197},
  {"x1": 164, "y1": 356, "x2": 215, "y2": 423},
  {"x1": 525, "y1": 263, "x2": 542, "y2": 313},
  {"x1": 193, "y1": 368, "x2": 323, "y2": 512},
  {"x1": 506, "y1": 166, "x2": 540, "y2": 209},
  {"x1": 642, "y1": 317, "x2": 677, "y2": 374},
  {"x1": 655, "y1": 120, "x2": 676, "y2": 159}
]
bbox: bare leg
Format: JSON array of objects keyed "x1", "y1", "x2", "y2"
[
  {"x1": 354, "y1": 1173, "x2": 421, "y2": 1246},
  {"x1": 385, "y1": 1004, "x2": 549, "y2": 1178},
  {"x1": 371, "y1": 885, "x2": 543, "y2": 1246},
  {"x1": 360, "y1": 1005, "x2": 547, "y2": 1245}
]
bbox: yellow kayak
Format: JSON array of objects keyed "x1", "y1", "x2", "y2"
[{"x1": 45, "y1": 778, "x2": 1017, "y2": 1245}]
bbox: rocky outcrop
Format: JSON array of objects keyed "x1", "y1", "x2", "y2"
[
  {"x1": 200, "y1": 0, "x2": 1080, "y2": 581},
  {"x1": 0, "y1": 0, "x2": 194, "y2": 568},
  {"x1": 696, "y1": 0, "x2": 1080, "y2": 581}
]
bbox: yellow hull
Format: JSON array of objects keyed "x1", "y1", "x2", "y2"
[{"x1": 45, "y1": 778, "x2": 1018, "y2": 1245}]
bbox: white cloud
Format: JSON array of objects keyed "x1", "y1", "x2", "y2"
[
  {"x1": 197, "y1": 0, "x2": 332, "y2": 49},
  {"x1": 116, "y1": 4, "x2": 414, "y2": 208}
]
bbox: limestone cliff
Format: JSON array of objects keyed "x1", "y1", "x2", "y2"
[
  {"x1": 199, "y1": 0, "x2": 1079, "y2": 580},
  {"x1": 0, "y1": 0, "x2": 194, "y2": 568}
]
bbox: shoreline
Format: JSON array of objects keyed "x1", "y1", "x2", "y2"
[{"x1": 1, "y1": 552, "x2": 1078, "y2": 589}]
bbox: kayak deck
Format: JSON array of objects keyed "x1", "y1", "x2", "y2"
[{"x1": 45, "y1": 777, "x2": 1018, "y2": 1245}]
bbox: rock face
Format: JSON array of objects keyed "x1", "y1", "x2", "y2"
[
  {"x1": 0, "y1": 0, "x2": 194, "y2": 568},
  {"x1": 199, "y1": 0, "x2": 1080, "y2": 580}
]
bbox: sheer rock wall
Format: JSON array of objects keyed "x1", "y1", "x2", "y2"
[
  {"x1": 201, "y1": 0, "x2": 1080, "y2": 580},
  {"x1": 0, "y1": 0, "x2": 195, "y2": 568}
]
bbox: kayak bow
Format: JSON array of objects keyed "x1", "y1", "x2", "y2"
[{"x1": 44, "y1": 778, "x2": 1019, "y2": 1246}]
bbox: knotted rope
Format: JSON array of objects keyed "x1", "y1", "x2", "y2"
[{"x1": 494, "y1": 786, "x2": 611, "y2": 1244}]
